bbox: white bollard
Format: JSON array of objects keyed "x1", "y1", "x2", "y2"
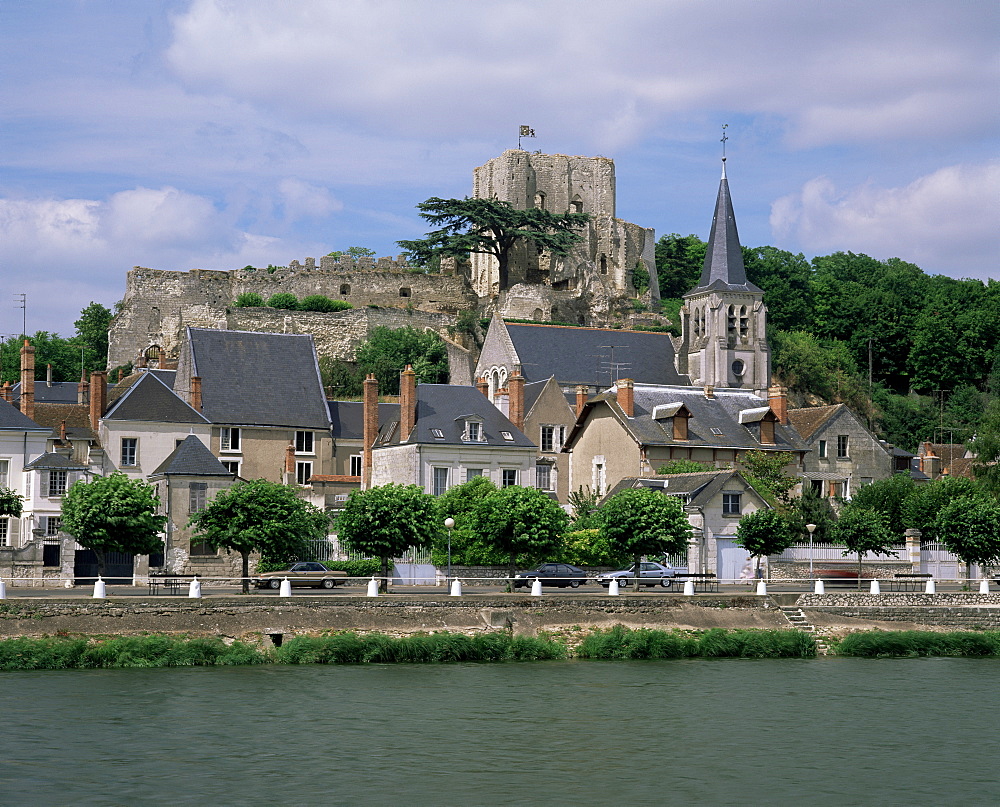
[
  {"x1": 450, "y1": 579, "x2": 462, "y2": 597},
  {"x1": 925, "y1": 578, "x2": 936, "y2": 594},
  {"x1": 869, "y1": 579, "x2": 880, "y2": 594},
  {"x1": 367, "y1": 577, "x2": 379, "y2": 597},
  {"x1": 608, "y1": 578, "x2": 620, "y2": 596},
  {"x1": 64, "y1": 579, "x2": 73, "y2": 589},
  {"x1": 93, "y1": 577, "x2": 106, "y2": 599},
  {"x1": 0, "y1": 578, "x2": 6, "y2": 599},
  {"x1": 980, "y1": 578, "x2": 990, "y2": 594},
  {"x1": 279, "y1": 577, "x2": 292, "y2": 597},
  {"x1": 755, "y1": 580, "x2": 767, "y2": 596},
  {"x1": 188, "y1": 578, "x2": 202, "y2": 598},
  {"x1": 814, "y1": 579, "x2": 825, "y2": 595},
  {"x1": 530, "y1": 578, "x2": 543, "y2": 597},
  {"x1": 683, "y1": 579, "x2": 695, "y2": 596}
]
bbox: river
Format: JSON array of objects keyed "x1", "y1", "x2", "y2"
[{"x1": 3, "y1": 658, "x2": 997, "y2": 806}]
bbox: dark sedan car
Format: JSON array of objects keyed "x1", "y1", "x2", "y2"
[{"x1": 513, "y1": 563, "x2": 588, "y2": 589}]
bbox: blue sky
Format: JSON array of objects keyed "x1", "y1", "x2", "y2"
[{"x1": 2, "y1": 0, "x2": 997, "y2": 335}]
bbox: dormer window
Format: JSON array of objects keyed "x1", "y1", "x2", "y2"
[
  {"x1": 467, "y1": 421, "x2": 483, "y2": 442},
  {"x1": 501, "y1": 431, "x2": 514, "y2": 442},
  {"x1": 431, "y1": 428, "x2": 445, "y2": 439}
]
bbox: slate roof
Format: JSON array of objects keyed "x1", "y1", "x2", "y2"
[
  {"x1": 567, "y1": 384, "x2": 807, "y2": 454},
  {"x1": 24, "y1": 452, "x2": 88, "y2": 471},
  {"x1": 103, "y1": 372, "x2": 207, "y2": 424},
  {"x1": 504, "y1": 322, "x2": 688, "y2": 387},
  {"x1": 523, "y1": 379, "x2": 547, "y2": 416},
  {"x1": 10, "y1": 381, "x2": 80, "y2": 404},
  {"x1": 921, "y1": 443, "x2": 970, "y2": 466},
  {"x1": 149, "y1": 435, "x2": 233, "y2": 478},
  {"x1": 186, "y1": 328, "x2": 330, "y2": 429},
  {"x1": 0, "y1": 399, "x2": 48, "y2": 432},
  {"x1": 375, "y1": 384, "x2": 534, "y2": 448},
  {"x1": 328, "y1": 400, "x2": 400, "y2": 441},
  {"x1": 603, "y1": 470, "x2": 767, "y2": 510}
]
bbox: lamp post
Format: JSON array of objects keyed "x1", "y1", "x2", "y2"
[
  {"x1": 444, "y1": 517, "x2": 455, "y2": 584},
  {"x1": 806, "y1": 523, "x2": 817, "y2": 579}
]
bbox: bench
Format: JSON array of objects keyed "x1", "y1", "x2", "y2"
[
  {"x1": 888, "y1": 573, "x2": 932, "y2": 592},
  {"x1": 148, "y1": 574, "x2": 184, "y2": 595},
  {"x1": 674, "y1": 573, "x2": 719, "y2": 593}
]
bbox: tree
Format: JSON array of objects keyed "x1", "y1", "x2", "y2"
[
  {"x1": 742, "y1": 246, "x2": 813, "y2": 332},
  {"x1": 299, "y1": 295, "x2": 352, "y2": 313},
  {"x1": 318, "y1": 357, "x2": 365, "y2": 398},
  {"x1": 336, "y1": 484, "x2": 441, "y2": 592},
  {"x1": 845, "y1": 474, "x2": 916, "y2": 539},
  {"x1": 969, "y1": 399, "x2": 1000, "y2": 497},
  {"x1": 266, "y1": 292, "x2": 299, "y2": 309},
  {"x1": 738, "y1": 450, "x2": 798, "y2": 504},
  {"x1": 74, "y1": 301, "x2": 112, "y2": 373},
  {"x1": 188, "y1": 479, "x2": 329, "y2": 594},
  {"x1": 471, "y1": 485, "x2": 569, "y2": 588},
  {"x1": 656, "y1": 459, "x2": 706, "y2": 475},
  {"x1": 567, "y1": 485, "x2": 601, "y2": 530},
  {"x1": 654, "y1": 233, "x2": 706, "y2": 300},
  {"x1": 61, "y1": 473, "x2": 166, "y2": 577},
  {"x1": 832, "y1": 507, "x2": 897, "y2": 587},
  {"x1": 397, "y1": 197, "x2": 589, "y2": 289},
  {"x1": 735, "y1": 509, "x2": 794, "y2": 576},
  {"x1": 433, "y1": 476, "x2": 500, "y2": 565},
  {"x1": 0, "y1": 486, "x2": 23, "y2": 518},
  {"x1": 903, "y1": 476, "x2": 989, "y2": 542},
  {"x1": 327, "y1": 246, "x2": 376, "y2": 260},
  {"x1": 354, "y1": 326, "x2": 448, "y2": 394},
  {"x1": 597, "y1": 488, "x2": 691, "y2": 587},
  {"x1": 234, "y1": 292, "x2": 265, "y2": 307},
  {"x1": 935, "y1": 497, "x2": 1000, "y2": 581},
  {"x1": 786, "y1": 488, "x2": 837, "y2": 544}
]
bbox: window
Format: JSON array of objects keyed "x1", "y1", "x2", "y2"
[
  {"x1": 0, "y1": 458, "x2": 9, "y2": 488},
  {"x1": 722, "y1": 493, "x2": 741, "y2": 516},
  {"x1": 350, "y1": 455, "x2": 362, "y2": 477},
  {"x1": 500, "y1": 431, "x2": 514, "y2": 442},
  {"x1": 540, "y1": 425, "x2": 564, "y2": 453},
  {"x1": 0, "y1": 519, "x2": 7, "y2": 547},
  {"x1": 535, "y1": 464, "x2": 552, "y2": 491},
  {"x1": 431, "y1": 428, "x2": 445, "y2": 439},
  {"x1": 221, "y1": 427, "x2": 241, "y2": 452},
  {"x1": 399, "y1": 287, "x2": 411, "y2": 298},
  {"x1": 44, "y1": 516, "x2": 62, "y2": 537},
  {"x1": 120, "y1": 437, "x2": 138, "y2": 467},
  {"x1": 837, "y1": 435, "x2": 849, "y2": 458},
  {"x1": 295, "y1": 431, "x2": 314, "y2": 454},
  {"x1": 433, "y1": 467, "x2": 450, "y2": 496},
  {"x1": 594, "y1": 462, "x2": 606, "y2": 496},
  {"x1": 296, "y1": 462, "x2": 313, "y2": 485},
  {"x1": 221, "y1": 460, "x2": 240, "y2": 476},
  {"x1": 501, "y1": 469, "x2": 518, "y2": 487},
  {"x1": 340, "y1": 284, "x2": 350, "y2": 295},
  {"x1": 190, "y1": 537, "x2": 216, "y2": 556},
  {"x1": 465, "y1": 468, "x2": 483, "y2": 482},
  {"x1": 189, "y1": 482, "x2": 207, "y2": 514},
  {"x1": 465, "y1": 421, "x2": 484, "y2": 442},
  {"x1": 48, "y1": 471, "x2": 68, "y2": 497},
  {"x1": 818, "y1": 440, "x2": 827, "y2": 459}
]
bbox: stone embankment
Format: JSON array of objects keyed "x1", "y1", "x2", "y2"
[{"x1": 797, "y1": 592, "x2": 1000, "y2": 631}]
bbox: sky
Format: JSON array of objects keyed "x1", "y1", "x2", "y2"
[{"x1": 2, "y1": 0, "x2": 997, "y2": 336}]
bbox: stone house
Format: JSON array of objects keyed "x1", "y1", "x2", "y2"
[
  {"x1": 916, "y1": 442, "x2": 976, "y2": 481},
  {"x1": 519, "y1": 377, "x2": 577, "y2": 502}
]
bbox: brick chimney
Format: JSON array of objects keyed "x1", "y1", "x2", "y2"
[
  {"x1": 20, "y1": 339, "x2": 35, "y2": 420},
  {"x1": 157, "y1": 346, "x2": 166, "y2": 368},
  {"x1": 284, "y1": 443, "x2": 296, "y2": 484},
  {"x1": 768, "y1": 385, "x2": 788, "y2": 424},
  {"x1": 117, "y1": 368, "x2": 123, "y2": 382},
  {"x1": 362, "y1": 373, "x2": 378, "y2": 488},
  {"x1": 576, "y1": 385, "x2": 588, "y2": 418},
  {"x1": 400, "y1": 365, "x2": 417, "y2": 441},
  {"x1": 77, "y1": 371, "x2": 90, "y2": 405},
  {"x1": 475, "y1": 376, "x2": 489, "y2": 398},
  {"x1": 190, "y1": 376, "x2": 202, "y2": 412},
  {"x1": 616, "y1": 378, "x2": 634, "y2": 418},
  {"x1": 0, "y1": 382, "x2": 10, "y2": 403},
  {"x1": 508, "y1": 367, "x2": 525, "y2": 431},
  {"x1": 89, "y1": 370, "x2": 107, "y2": 433},
  {"x1": 60, "y1": 420, "x2": 67, "y2": 442}
]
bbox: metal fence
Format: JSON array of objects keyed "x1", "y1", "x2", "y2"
[{"x1": 301, "y1": 538, "x2": 433, "y2": 565}]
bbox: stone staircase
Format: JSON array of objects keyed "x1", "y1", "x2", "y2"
[{"x1": 780, "y1": 606, "x2": 831, "y2": 655}]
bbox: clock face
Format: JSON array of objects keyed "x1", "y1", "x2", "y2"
[{"x1": 732, "y1": 359, "x2": 745, "y2": 377}]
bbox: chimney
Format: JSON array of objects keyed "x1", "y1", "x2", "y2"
[
  {"x1": 136, "y1": 352, "x2": 147, "y2": 368},
  {"x1": 157, "y1": 346, "x2": 166, "y2": 368},
  {"x1": 616, "y1": 378, "x2": 634, "y2": 418},
  {"x1": 284, "y1": 443, "x2": 296, "y2": 484},
  {"x1": 362, "y1": 373, "x2": 379, "y2": 488},
  {"x1": 60, "y1": 420, "x2": 67, "y2": 442},
  {"x1": 400, "y1": 365, "x2": 417, "y2": 440},
  {"x1": 117, "y1": 368, "x2": 123, "y2": 382},
  {"x1": 768, "y1": 385, "x2": 788, "y2": 424},
  {"x1": 576, "y1": 385, "x2": 589, "y2": 418},
  {"x1": 0, "y1": 382, "x2": 10, "y2": 403},
  {"x1": 77, "y1": 371, "x2": 90, "y2": 405},
  {"x1": 704, "y1": 384, "x2": 715, "y2": 399},
  {"x1": 46, "y1": 363, "x2": 53, "y2": 387},
  {"x1": 20, "y1": 339, "x2": 35, "y2": 420},
  {"x1": 190, "y1": 376, "x2": 202, "y2": 412},
  {"x1": 89, "y1": 370, "x2": 107, "y2": 432},
  {"x1": 495, "y1": 388, "x2": 509, "y2": 417},
  {"x1": 508, "y1": 367, "x2": 525, "y2": 431},
  {"x1": 475, "y1": 376, "x2": 489, "y2": 398}
]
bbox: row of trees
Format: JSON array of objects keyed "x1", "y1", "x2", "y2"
[
  {"x1": 0, "y1": 302, "x2": 112, "y2": 384},
  {"x1": 233, "y1": 292, "x2": 354, "y2": 312}
]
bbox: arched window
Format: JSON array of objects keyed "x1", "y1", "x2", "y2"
[
  {"x1": 533, "y1": 308, "x2": 543, "y2": 321},
  {"x1": 569, "y1": 198, "x2": 583, "y2": 214},
  {"x1": 739, "y1": 305, "x2": 749, "y2": 339},
  {"x1": 727, "y1": 305, "x2": 737, "y2": 339},
  {"x1": 599, "y1": 255, "x2": 608, "y2": 275},
  {"x1": 340, "y1": 284, "x2": 350, "y2": 295},
  {"x1": 534, "y1": 191, "x2": 546, "y2": 210}
]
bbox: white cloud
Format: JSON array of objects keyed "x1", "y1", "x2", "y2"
[
  {"x1": 277, "y1": 179, "x2": 342, "y2": 220},
  {"x1": 770, "y1": 161, "x2": 1000, "y2": 276}
]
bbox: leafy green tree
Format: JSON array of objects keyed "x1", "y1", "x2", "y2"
[
  {"x1": 61, "y1": 473, "x2": 167, "y2": 577},
  {"x1": 471, "y1": 485, "x2": 569, "y2": 588},
  {"x1": 656, "y1": 459, "x2": 705, "y2": 474},
  {"x1": 336, "y1": 483, "x2": 441, "y2": 592},
  {"x1": 234, "y1": 292, "x2": 265, "y2": 307},
  {"x1": 1, "y1": 332, "x2": 87, "y2": 384},
  {"x1": 742, "y1": 246, "x2": 812, "y2": 332},
  {"x1": 870, "y1": 385, "x2": 936, "y2": 453},
  {"x1": 935, "y1": 497, "x2": 1000, "y2": 580},
  {"x1": 299, "y1": 295, "x2": 353, "y2": 313},
  {"x1": 969, "y1": 399, "x2": 1000, "y2": 498},
  {"x1": 786, "y1": 488, "x2": 837, "y2": 543},
  {"x1": 654, "y1": 233, "x2": 706, "y2": 299},
  {"x1": 567, "y1": 485, "x2": 601, "y2": 529},
  {"x1": 266, "y1": 293, "x2": 299, "y2": 310},
  {"x1": 318, "y1": 357, "x2": 365, "y2": 398},
  {"x1": 433, "y1": 476, "x2": 500, "y2": 565},
  {"x1": 0, "y1": 486, "x2": 23, "y2": 518},
  {"x1": 397, "y1": 197, "x2": 589, "y2": 289},
  {"x1": 560, "y1": 528, "x2": 628, "y2": 568},
  {"x1": 735, "y1": 509, "x2": 795, "y2": 576},
  {"x1": 327, "y1": 246, "x2": 376, "y2": 260},
  {"x1": 354, "y1": 326, "x2": 448, "y2": 394},
  {"x1": 188, "y1": 479, "x2": 329, "y2": 593},
  {"x1": 74, "y1": 302, "x2": 112, "y2": 373},
  {"x1": 903, "y1": 476, "x2": 989, "y2": 542},
  {"x1": 844, "y1": 474, "x2": 916, "y2": 539},
  {"x1": 597, "y1": 488, "x2": 691, "y2": 586},
  {"x1": 738, "y1": 450, "x2": 798, "y2": 504},
  {"x1": 832, "y1": 507, "x2": 897, "y2": 586}
]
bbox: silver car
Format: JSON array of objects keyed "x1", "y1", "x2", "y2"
[{"x1": 596, "y1": 561, "x2": 677, "y2": 588}]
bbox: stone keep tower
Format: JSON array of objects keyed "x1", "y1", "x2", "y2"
[
  {"x1": 675, "y1": 161, "x2": 771, "y2": 395},
  {"x1": 470, "y1": 150, "x2": 658, "y2": 324}
]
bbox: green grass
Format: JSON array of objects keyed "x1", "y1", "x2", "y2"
[
  {"x1": 833, "y1": 630, "x2": 1000, "y2": 657},
  {"x1": 577, "y1": 626, "x2": 816, "y2": 659}
]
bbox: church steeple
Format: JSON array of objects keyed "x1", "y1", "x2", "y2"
[{"x1": 693, "y1": 159, "x2": 761, "y2": 293}]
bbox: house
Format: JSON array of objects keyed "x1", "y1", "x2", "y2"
[
  {"x1": 0, "y1": 398, "x2": 51, "y2": 552},
  {"x1": 367, "y1": 367, "x2": 537, "y2": 495},
  {"x1": 602, "y1": 470, "x2": 771, "y2": 576},
  {"x1": 519, "y1": 377, "x2": 577, "y2": 502},
  {"x1": 563, "y1": 381, "x2": 806, "y2": 498},
  {"x1": 916, "y1": 442, "x2": 976, "y2": 481},
  {"x1": 787, "y1": 404, "x2": 898, "y2": 498}
]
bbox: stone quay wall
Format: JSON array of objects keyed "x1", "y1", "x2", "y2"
[{"x1": 797, "y1": 592, "x2": 1000, "y2": 630}]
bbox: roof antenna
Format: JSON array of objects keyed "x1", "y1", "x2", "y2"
[{"x1": 720, "y1": 124, "x2": 729, "y2": 178}]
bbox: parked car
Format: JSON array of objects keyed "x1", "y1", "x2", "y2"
[
  {"x1": 513, "y1": 563, "x2": 588, "y2": 589},
  {"x1": 252, "y1": 562, "x2": 348, "y2": 590},
  {"x1": 596, "y1": 561, "x2": 678, "y2": 588}
]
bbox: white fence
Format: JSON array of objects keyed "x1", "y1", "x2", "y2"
[{"x1": 772, "y1": 543, "x2": 909, "y2": 563}]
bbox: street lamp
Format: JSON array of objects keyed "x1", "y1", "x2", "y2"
[
  {"x1": 806, "y1": 523, "x2": 817, "y2": 578},
  {"x1": 444, "y1": 517, "x2": 455, "y2": 584}
]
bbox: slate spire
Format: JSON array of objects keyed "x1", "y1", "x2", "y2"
[{"x1": 694, "y1": 159, "x2": 761, "y2": 292}]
